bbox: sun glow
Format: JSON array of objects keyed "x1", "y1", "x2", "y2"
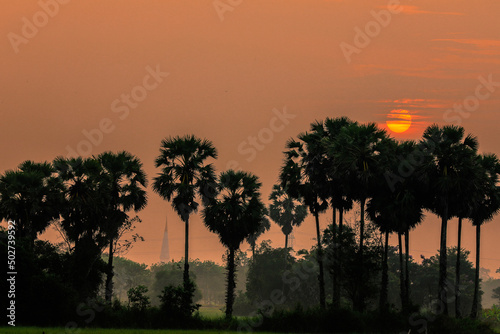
[{"x1": 386, "y1": 109, "x2": 412, "y2": 133}]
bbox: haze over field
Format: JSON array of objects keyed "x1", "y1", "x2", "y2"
[{"x1": 1, "y1": 0, "x2": 500, "y2": 277}]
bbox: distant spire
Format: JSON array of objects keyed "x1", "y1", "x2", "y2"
[
  {"x1": 160, "y1": 213, "x2": 170, "y2": 262},
  {"x1": 289, "y1": 231, "x2": 295, "y2": 249}
]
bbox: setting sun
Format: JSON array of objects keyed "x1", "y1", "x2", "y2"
[{"x1": 386, "y1": 109, "x2": 412, "y2": 133}]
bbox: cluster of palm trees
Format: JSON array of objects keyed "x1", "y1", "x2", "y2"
[
  {"x1": 278, "y1": 117, "x2": 500, "y2": 318},
  {"x1": 152, "y1": 135, "x2": 267, "y2": 318},
  {"x1": 1, "y1": 118, "x2": 498, "y2": 321},
  {"x1": 0, "y1": 135, "x2": 268, "y2": 319},
  {"x1": 0, "y1": 152, "x2": 147, "y2": 302}
]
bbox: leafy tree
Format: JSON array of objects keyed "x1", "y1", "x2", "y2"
[
  {"x1": 202, "y1": 170, "x2": 267, "y2": 318},
  {"x1": 245, "y1": 240, "x2": 321, "y2": 313},
  {"x1": 127, "y1": 285, "x2": 151, "y2": 311},
  {"x1": 153, "y1": 135, "x2": 217, "y2": 290},
  {"x1": 410, "y1": 247, "x2": 476, "y2": 316},
  {"x1": 323, "y1": 221, "x2": 382, "y2": 311},
  {"x1": 190, "y1": 259, "x2": 226, "y2": 305},
  {"x1": 493, "y1": 287, "x2": 500, "y2": 305},
  {"x1": 494, "y1": 268, "x2": 500, "y2": 306},
  {"x1": 151, "y1": 261, "x2": 185, "y2": 304},
  {"x1": 110, "y1": 256, "x2": 150, "y2": 301},
  {"x1": 246, "y1": 241, "x2": 291, "y2": 305}
]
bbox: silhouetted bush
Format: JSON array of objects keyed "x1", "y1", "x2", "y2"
[{"x1": 155, "y1": 279, "x2": 201, "y2": 327}]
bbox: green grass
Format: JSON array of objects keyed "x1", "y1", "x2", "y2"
[
  {"x1": 197, "y1": 305, "x2": 224, "y2": 319},
  {"x1": 0, "y1": 329, "x2": 282, "y2": 334}
]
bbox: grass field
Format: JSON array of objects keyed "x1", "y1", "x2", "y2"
[
  {"x1": 0, "y1": 329, "x2": 281, "y2": 334},
  {"x1": 197, "y1": 305, "x2": 225, "y2": 319}
]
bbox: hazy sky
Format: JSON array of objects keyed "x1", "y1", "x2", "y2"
[{"x1": 2, "y1": 0, "x2": 500, "y2": 277}]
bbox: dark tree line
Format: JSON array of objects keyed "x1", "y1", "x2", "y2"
[
  {"x1": 277, "y1": 118, "x2": 500, "y2": 319},
  {"x1": 1, "y1": 119, "x2": 499, "y2": 329}
]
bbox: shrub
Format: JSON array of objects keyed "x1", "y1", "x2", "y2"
[
  {"x1": 157, "y1": 279, "x2": 201, "y2": 326},
  {"x1": 127, "y1": 285, "x2": 151, "y2": 311},
  {"x1": 482, "y1": 305, "x2": 500, "y2": 330}
]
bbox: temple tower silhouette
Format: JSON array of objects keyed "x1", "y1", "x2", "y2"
[{"x1": 160, "y1": 214, "x2": 170, "y2": 262}]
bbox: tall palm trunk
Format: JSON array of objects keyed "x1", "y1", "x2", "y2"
[
  {"x1": 339, "y1": 207, "x2": 344, "y2": 232},
  {"x1": 380, "y1": 229, "x2": 389, "y2": 312},
  {"x1": 471, "y1": 223, "x2": 481, "y2": 319},
  {"x1": 105, "y1": 238, "x2": 114, "y2": 304},
  {"x1": 359, "y1": 197, "x2": 366, "y2": 260},
  {"x1": 183, "y1": 216, "x2": 190, "y2": 287},
  {"x1": 405, "y1": 229, "x2": 410, "y2": 311},
  {"x1": 332, "y1": 206, "x2": 338, "y2": 307},
  {"x1": 284, "y1": 233, "x2": 289, "y2": 265},
  {"x1": 314, "y1": 212, "x2": 326, "y2": 309},
  {"x1": 438, "y1": 205, "x2": 449, "y2": 316},
  {"x1": 332, "y1": 205, "x2": 337, "y2": 231},
  {"x1": 225, "y1": 247, "x2": 236, "y2": 318},
  {"x1": 398, "y1": 232, "x2": 406, "y2": 309},
  {"x1": 334, "y1": 208, "x2": 343, "y2": 309},
  {"x1": 354, "y1": 197, "x2": 366, "y2": 312},
  {"x1": 455, "y1": 217, "x2": 463, "y2": 318}
]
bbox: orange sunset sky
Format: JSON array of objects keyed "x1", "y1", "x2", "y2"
[{"x1": 1, "y1": 0, "x2": 500, "y2": 277}]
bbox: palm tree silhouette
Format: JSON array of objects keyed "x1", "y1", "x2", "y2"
[
  {"x1": 329, "y1": 122, "x2": 388, "y2": 311},
  {"x1": 469, "y1": 153, "x2": 500, "y2": 318},
  {"x1": 246, "y1": 216, "x2": 270, "y2": 259},
  {"x1": 153, "y1": 135, "x2": 217, "y2": 289},
  {"x1": 53, "y1": 156, "x2": 111, "y2": 298},
  {"x1": 98, "y1": 151, "x2": 148, "y2": 304},
  {"x1": 0, "y1": 161, "x2": 62, "y2": 249},
  {"x1": 280, "y1": 134, "x2": 329, "y2": 309},
  {"x1": 448, "y1": 136, "x2": 479, "y2": 318},
  {"x1": 320, "y1": 116, "x2": 355, "y2": 307},
  {"x1": 202, "y1": 170, "x2": 267, "y2": 318},
  {"x1": 268, "y1": 183, "x2": 308, "y2": 251},
  {"x1": 367, "y1": 139, "x2": 425, "y2": 312},
  {"x1": 420, "y1": 124, "x2": 478, "y2": 316}
]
